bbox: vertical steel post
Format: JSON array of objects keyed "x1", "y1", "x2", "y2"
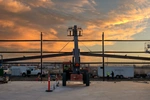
[
  {"x1": 102, "y1": 32, "x2": 105, "y2": 81},
  {"x1": 0, "y1": 55, "x2": 3, "y2": 68},
  {"x1": 41, "y1": 32, "x2": 43, "y2": 81},
  {"x1": 73, "y1": 25, "x2": 80, "y2": 73}
]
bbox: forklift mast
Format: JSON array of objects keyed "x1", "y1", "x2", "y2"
[
  {"x1": 68, "y1": 25, "x2": 82, "y2": 73},
  {"x1": 62, "y1": 25, "x2": 90, "y2": 86}
]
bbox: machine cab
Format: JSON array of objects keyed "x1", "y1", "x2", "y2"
[{"x1": 62, "y1": 61, "x2": 72, "y2": 72}]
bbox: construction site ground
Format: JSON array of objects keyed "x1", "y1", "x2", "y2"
[
  {"x1": 0, "y1": 80, "x2": 150, "y2": 100},
  {"x1": 8, "y1": 76, "x2": 150, "y2": 81}
]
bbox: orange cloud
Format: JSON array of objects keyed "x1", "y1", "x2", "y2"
[
  {"x1": 79, "y1": 0, "x2": 150, "y2": 47},
  {"x1": 27, "y1": 0, "x2": 54, "y2": 8},
  {"x1": 49, "y1": 28, "x2": 57, "y2": 35},
  {"x1": 0, "y1": 0, "x2": 31, "y2": 13},
  {"x1": 0, "y1": 23, "x2": 59, "y2": 50},
  {"x1": 0, "y1": 20, "x2": 14, "y2": 28},
  {"x1": 0, "y1": 0, "x2": 150, "y2": 62},
  {"x1": 134, "y1": 0, "x2": 147, "y2": 3}
]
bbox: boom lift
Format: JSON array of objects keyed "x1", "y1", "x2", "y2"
[{"x1": 62, "y1": 25, "x2": 90, "y2": 86}]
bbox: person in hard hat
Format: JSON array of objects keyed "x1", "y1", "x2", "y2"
[
  {"x1": 64, "y1": 65, "x2": 69, "y2": 71},
  {"x1": 111, "y1": 71, "x2": 114, "y2": 80},
  {"x1": 107, "y1": 72, "x2": 110, "y2": 81}
]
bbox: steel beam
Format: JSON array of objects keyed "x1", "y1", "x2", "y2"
[
  {"x1": 2, "y1": 53, "x2": 72, "y2": 62},
  {"x1": 3, "y1": 62, "x2": 150, "y2": 64},
  {"x1": 0, "y1": 51, "x2": 146, "y2": 53},
  {"x1": 0, "y1": 39, "x2": 150, "y2": 42},
  {"x1": 0, "y1": 40, "x2": 73, "y2": 42},
  {"x1": 80, "y1": 53, "x2": 150, "y2": 61},
  {"x1": 2, "y1": 52, "x2": 150, "y2": 63}
]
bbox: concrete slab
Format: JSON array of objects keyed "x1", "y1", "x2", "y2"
[{"x1": 0, "y1": 81, "x2": 150, "y2": 100}]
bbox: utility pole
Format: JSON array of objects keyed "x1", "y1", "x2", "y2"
[{"x1": 102, "y1": 32, "x2": 105, "y2": 81}]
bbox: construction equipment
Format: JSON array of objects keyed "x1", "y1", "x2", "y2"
[
  {"x1": 62, "y1": 61, "x2": 90, "y2": 86},
  {"x1": 62, "y1": 25, "x2": 90, "y2": 86},
  {"x1": 0, "y1": 68, "x2": 9, "y2": 83},
  {"x1": 0, "y1": 55, "x2": 9, "y2": 83}
]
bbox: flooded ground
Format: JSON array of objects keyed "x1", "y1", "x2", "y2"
[{"x1": 0, "y1": 81, "x2": 150, "y2": 100}]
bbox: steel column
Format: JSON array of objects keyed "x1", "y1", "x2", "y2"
[
  {"x1": 102, "y1": 32, "x2": 105, "y2": 81},
  {"x1": 41, "y1": 32, "x2": 43, "y2": 81}
]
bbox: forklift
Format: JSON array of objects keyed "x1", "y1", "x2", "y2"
[{"x1": 62, "y1": 25, "x2": 90, "y2": 86}]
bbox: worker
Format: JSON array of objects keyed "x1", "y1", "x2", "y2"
[
  {"x1": 64, "y1": 65, "x2": 67, "y2": 70},
  {"x1": 37, "y1": 74, "x2": 41, "y2": 81},
  {"x1": 64, "y1": 65, "x2": 69, "y2": 71},
  {"x1": 111, "y1": 71, "x2": 114, "y2": 80},
  {"x1": 107, "y1": 72, "x2": 110, "y2": 81}
]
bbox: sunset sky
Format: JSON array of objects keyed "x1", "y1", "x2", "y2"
[{"x1": 0, "y1": 0, "x2": 150, "y2": 63}]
